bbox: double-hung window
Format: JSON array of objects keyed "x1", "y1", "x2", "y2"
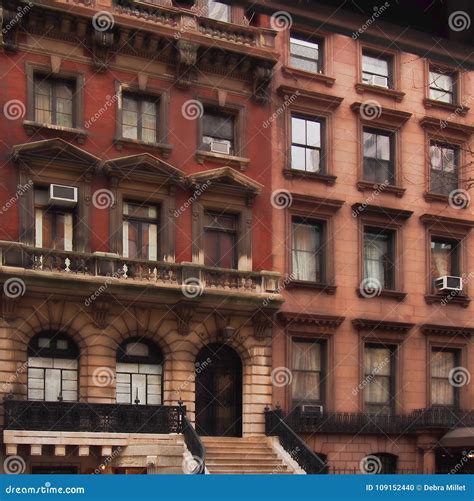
[
  {"x1": 429, "y1": 142, "x2": 459, "y2": 195},
  {"x1": 291, "y1": 220, "x2": 324, "y2": 282},
  {"x1": 122, "y1": 93, "x2": 159, "y2": 144},
  {"x1": 362, "y1": 53, "x2": 391, "y2": 88},
  {"x1": 291, "y1": 115, "x2": 323, "y2": 173},
  {"x1": 34, "y1": 75, "x2": 75, "y2": 128},
  {"x1": 123, "y1": 202, "x2": 158, "y2": 261},
  {"x1": 429, "y1": 69, "x2": 456, "y2": 104},
  {"x1": 203, "y1": 212, "x2": 238, "y2": 269},
  {"x1": 290, "y1": 36, "x2": 322, "y2": 73},
  {"x1": 363, "y1": 129, "x2": 394, "y2": 185},
  {"x1": 363, "y1": 228, "x2": 395, "y2": 290},
  {"x1": 431, "y1": 348, "x2": 459, "y2": 407},
  {"x1": 291, "y1": 339, "x2": 324, "y2": 404},
  {"x1": 364, "y1": 344, "x2": 395, "y2": 414}
]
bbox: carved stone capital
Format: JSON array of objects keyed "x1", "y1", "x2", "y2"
[
  {"x1": 253, "y1": 65, "x2": 273, "y2": 103},
  {"x1": 91, "y1": 29, "x2": 114, "y2": 71},
  {"x1": 88, "y1": 298, "x2": 110, "y2": 329},
  {"x1": 173, "y1": 302, "x2": 195, "y2": 336},
  {"x1": 176, "y1": 40, "x2": 199, "y2": 88},
  {"x1": 0, "y1": 294, "x2": 20, "y2": 322},
  {"x1": 252, "y1": 309, "x2": 274, "y2": 340}
]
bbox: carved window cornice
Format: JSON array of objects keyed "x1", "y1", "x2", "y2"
[
  {"x1": 351, "y1": 203, "x2": 413, "y2": 223},
  {"x1": 351, "y1": 102, "x2": 412, "y2": 129},
  {"x1": 277, "y1": 312, "x2": 345, "y2": 330},
  {"x1": 420, "y1": 116, "x2": 474, "y2": 142},
  {"x1": 352, "y1": 318, "x2": 415, "y2": 334},
  {"x1": 278, "y1": 85, "x2": 343, "y2": 112},
  {"x1": 421, "y1": 324, "x2": 474, "y2": 338}
]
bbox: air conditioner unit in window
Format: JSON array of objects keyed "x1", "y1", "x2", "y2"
[
  {"x1": 363, "y1": 74, "x2": 388, "y2": 88},
  {"x1": 49, "y1": 184, "x2": 78, "y2": 207},
  {"x1": 300, "y1": 404, "x2": 324, "y2": 415},
  {"x1": 204, "y1": 137, "x2": 231, "y2": 155},
  {"x1": 435, "y1": 275, "x2": 463, "y2": 292}
]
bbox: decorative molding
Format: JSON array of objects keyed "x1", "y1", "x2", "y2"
[
  {"x1": 282, "y1": 169, "x2": 337, "y2": 185},
  {"x1": 290, "y1": 194, "x2": 344, "y2": 214},
  {"x1": 351, "y1": 203, "x2": 413, "y2": 221},
  {"x1": 0, "y1": 295, "x2": 20, "y2": 322},
  {"x1": 252, "y1": 309, "x2": 275, "y2": 340},
  {"x1": 351, "y1": 102, "x2": 412, "y2": 129},
  {"x1": 195, "y1": 150, "x2": 250, "y2": 172},
  {"x1": 356, "y1": 180, "x2": 405, "y2": 198},
  {"x1": 91, "y1": 29, "x2": 114, "y2": 71},
  {"x1": 253, "y1": 65, "x2": 273, "y2": 103},
  {"x1": 423, "y1": 98, "x2": 469, "y2": 116},
  {"x1": 277, "y1": 312, "x2": 344, "y2": 329},
  {"x1": 356, "y1": 288, "x2": 407, "y2": 301},
  {"x1": 352, "y1": 318, "x2": 415, "y2": 333},
  {"x1": 172, "y1": 302, "x2": 195, "y2": 336},
  {"x1": 420, "y1": 323, "x2": 474, "y2": 337},
  {"x1": 1, "y1": 4, "x2": 21, "y2": 52},
  {"x1": 424, "y1": 294, "x2": 470, "y2": 308},
  {"x1": 355, "y1": 83, "x2": 405, "y2": 102},
  {"x1": 282, "y1": 66, "x2": 335, "y2": 87},
  {"x1": 176, "y1": 39, "x2": 199, "y2": 88},
  {"x1": 286, "y1": 281, "x2": 337, "y2": 295},
  {"x1": 278, "y1": 85, "x2": 343, "y2": 111},
  {"x1": 419, "y1": 116, "x2": 474, "y2": 141},
  {"x1": 89, "y1": 298, "x2": 110, "y2": 330},
  {"x1": 420, "y1": 214, "x2": 474, "y2": 230}
]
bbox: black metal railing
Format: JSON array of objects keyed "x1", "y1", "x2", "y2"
[
  {"x1": 265, "y1": 407, "x2": 328, "y2": 474},
  {"x1": 179, "y1": 402, "x2": 206, "y2": 474},
  {"x1": 288, "y1": 407, "x2": 474, "y2": 435},
  {"x1": 4, "y1": 400, "x2": 182, "y2": 434}
]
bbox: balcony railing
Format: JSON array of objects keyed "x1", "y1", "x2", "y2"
[
  {"x1": 0, "y1": 242, "x2": 280, "y2": 296},
  {"x1": 4, "y1": 399, "x2": 183, "y2": 434},
  {"x1": 288, "y1": 407, "x2": 474, "y2": 435}
]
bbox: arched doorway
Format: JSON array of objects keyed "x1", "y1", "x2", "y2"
[{"x1": 195, "y1": 343, "x2": 242, "y2": 437}]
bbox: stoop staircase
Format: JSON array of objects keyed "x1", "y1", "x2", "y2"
[{"x1": 201, "y1": 436, "x2": 296, "y2": 474}]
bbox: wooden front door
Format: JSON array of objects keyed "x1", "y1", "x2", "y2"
[{"x1": 195, "y1": 344, "x2": 242, "y2": 437}]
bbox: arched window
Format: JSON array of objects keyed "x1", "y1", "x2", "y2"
[
  {"x1": 27, "y1": 332, "x2": 79, "y2": 402},
  {"x1": 116, "y1": 338, "x2": 163, "y2": 405}
]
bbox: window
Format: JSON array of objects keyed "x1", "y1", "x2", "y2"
[
  {"x1": 27, "y1": 333, "x2": 79, "y2": 402},
  {"x1": 292, "y1": 220, "x2": 324, "y2": 282},
  {"x1": 363, "y1": 129, "x2": 394, "y2": 184},
  {"x1": 431, "y1": 348, "x2": 459, "y2": 407},
  {"x1": 34, "y1": 187, "x2": 74, "y2": 251},
  {"x1": 364, "y1": 228, "x2": 395, "y2": 290},
  {"x1": 370, "y1": 453, "x2": 398, "y2": 474},
  {"x1": 429, "y1": 142, "x2": 459, "y2": 195},
  {"x1": 431, "y1": 238, "x2": 459, "y2": 282},
  {"x1": 206, "y1": 1, "x2": 231, "y2": 22},
  {"x1": 33, "y1": 75, "x2": 75, "y2": 128},
  {"x1": 122, "y1": 93, "x2": 159, "y2": 143},
  {"x1": 291, "y1": 116, "x2": 323, "y2": 173},
  {"x1": 122, "y1": 202, "x2": 158, "y2": 260},
  {"x1": 290, "y1": 36, "x2": 322, "y2": 73},
  {"x1": 201, "y1": 108, "x2": 235, "y2": 155},
  {"x1": 362, "y1": 53, "x2": 391, "y2": 88},
  {"x1": 364, "y1": 345, "x2": 395, "y2": 414},
  {"x1": 203, "y1": 212, "x2": 237, "y2": 269},
  {"x1": 116, "y1": 339, "x2": 163, "y2": 406},
  {"x1": 291, "y1": 339, "x2": 324, "y2": 403},
  {"x1": 429, "y1": 69, "x2": 456, "y2": 104}
]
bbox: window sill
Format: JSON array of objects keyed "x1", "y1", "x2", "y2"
[
  {"x1": 356, "y1": 180, "x2": 405, "y2": 198},
  {"x1": 114, "y1": 137, "x2": 173, "y2": 158},
  {"x1": 423, "y1": 192, "x2": 465, "y2": 205},
  {"x1": 423, "y1": 98, "x2": 469, "y2": 116},
  {"x1": 286, "y1": 280, "x2": 336, "y2": 294},
  {"x1": 195, "y1": 150, "x2": 250, "y2": 172},
  {"x1": 23, "y1": 121, "x2": 87, "y2": 144},
  {"x1": 356, "y1": 288, "x2": 407, "y2": 301},
  {"x1": 283, "y1": 168, "x2": 336, "y2": 185},
  {"x1": 282, "y1": 66, "x2": 335, "y2": 87},
  {"x1": 425, "y1": 293, "x2": 470, "y2": 308},
  {"x1": 355, "y1": 83, "x2": 405, "y2": 102}
]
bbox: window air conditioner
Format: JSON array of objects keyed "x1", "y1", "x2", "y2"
[
  {"x1": 49, "y1": 184, "x2": 78, "y2": 207},
  {"x1": 300, "y1": 404, "x2": 324, "y2": 415},
  {"x1": 434, "y1": 275, "x2": 463, "y2": 292},
  {"x1": 203, "y1": 137, "x2": 231, "y2": 155},
  {"x1": 363, "y1": 74, "x2": 388, "y2": 88}
]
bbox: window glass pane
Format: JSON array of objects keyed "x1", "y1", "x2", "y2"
[
  {"x1": 204, "y1": 231, "x2": 219, "y2": 267},
  {"x1": 41, "y1": 211, "x2": 53, "y2": 249},
  {"x1": 217, "y1": 232, "x2": 236, "y2": 269},
  {"x1": 34, "y1": 79, "x2": 52, "y2": 123},
  {"x1": 365, "y1": 377, "x2": 390, "y2": 403},
  {"x1": 306, "y1": 149, "x2": 320, "y2": 173},
  {"x1": 123, "y1": 96, "x2": 138, "y2": 139},
  {"x1": 290, "y1": 38, "x2": 319, "y2": 59},
  {"x1": 292, "y1": 372, "x2": 320, "y2": 400},
  {"x1": 131, "y1": 373, "x2": 147, "y2": 405},
  {"x1": 431, "y1": 241, "x2": 455, "y2": 278},
  {"x1": 431, "y1": 379, "x2": 454, "y2": 405},
  {"x1": 44, "y1": 369, "x2": 62, "y2": 401},
  {"x1": 125, "y1": 342, "x2": 149, "y2": 358},
  {"x1": 203, "y1": 112, "x2": 234, "y2": 140},
  {"x1": 431, "y1": 351, "x2": 455, "y2": 377},
  {"x1": 292, "y1": 342, "x2": 321, "y2": 370},
  {"x1": 207, "y1": 1, "x2": 230, "y2": 21},
  {"x1": 363, "y1": 132, "x2": 377, "y2": 158},
  {"x1": 127, "y1": 221, "x2": 139, "y2": 259},
  {"x1": 291, "y1": 117, "x2": 306, "y2": 145},
  {"x1": 306, "y1": 120, "x2": 321, "y2": 148},
  {"x1": 364, "y1": 346, "x2": 391, "y2": 375},
  {"x1": 292, "y1": 222, "x2": 321, "y2": 281},
  {"x1": 291, "y1": 146, "x2": 306, "y2": 171},
  {"x1": 376, "y1": 134, "x2": 390, "y2": 161},
  {"x1": 55, "y1": 82, "x2": 73, "y2": 127},
  {"x1": 362, "y1": 54, "x2": 389, "y2": 76}
]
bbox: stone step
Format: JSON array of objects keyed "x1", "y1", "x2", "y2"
[
  {"x1": 207, "y1": 459, "x2": 285, "y2": 466},
  {"x1": 206, "y1": 452, "x2": 279, "y2": 460}
]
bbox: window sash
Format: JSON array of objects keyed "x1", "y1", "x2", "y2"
[
  {"x1": 123, "y1": 202, "x2": 158, "y2": 260},
  {"x1": 429, "y1": 70, "x2": 455, "y2": 104},
  {"x1": 291, "y1": 340, "x2": 323, "y2": 403},
  {"x1": 35, "y1": 209, "x2": 74, "y2": 251},
  {"x1": 363, "y1": 230, "x2": 395, "y2": 290},
  {"x1": 28, "y1": 358, "x2": 78, "y2": 402},
  {"x1": 207, "y1": 1, "x2": 231, "y2": 22},
  {"x1": 362, "y1": 54, "x2": 390, "y2": 87},
  {"x1": 116, "y1": 362, "x2": 162, "y2": 405},
  {"x1": 364, "y1": 346, "x2": 394, "y2": 414},
  {"x1": 291, "y1": 116, "x2": 323, "y2": 173},
  {"x1": 34, "y1": 76, "x2": 74, "y2": 127},
  {"x1": 363, "y1": 130, "x2": 394, "y2": 184},
  {"x1": 122, "y1": 94, "x2": 158, "y2": 143},
  {"x1": 290, "y1": 37, "x2": 321, "y2": 73},
  {"x1": 429, "y1": 144, "x2": 458, "y2": 194},
  {"x1": 431, "y1": 350, "x2": 458, "y2": 406},
  {"x1": 430, "y1": 240, "x2": 459, "y2": 279},
  {"x1": 291, "y1": 221, "x2": 323, "y2": 282}
]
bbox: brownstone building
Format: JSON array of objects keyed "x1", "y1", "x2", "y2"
[{"x1": 0, "y1": 0, "x2": 472, "y2": 476}]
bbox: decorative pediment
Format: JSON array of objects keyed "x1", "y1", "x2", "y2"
[
  {"x1": 352, "y1": 318, "x2": 415, "y2": 334},
  {"x1": 420, "y1": 323, "x2": 474, "y2": 337},
  {"x1": 278, "y1": 312, "x2": 345, "y2": 330},
  {"x1": 351, "y1": 102, "x2": 412, "y2": 129},
  {"x1": 188, "y1": 167, "x2": 263, "y2": 201},
  {"x1": 12, "y1": 139, "x2": 100, "y2": 172},
  {"x1": 103, "y1": 154, "x2": 185, "y2": 186},
  {"x1": 420, "y1": 116, "x2": 474, "y2": 142}
]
